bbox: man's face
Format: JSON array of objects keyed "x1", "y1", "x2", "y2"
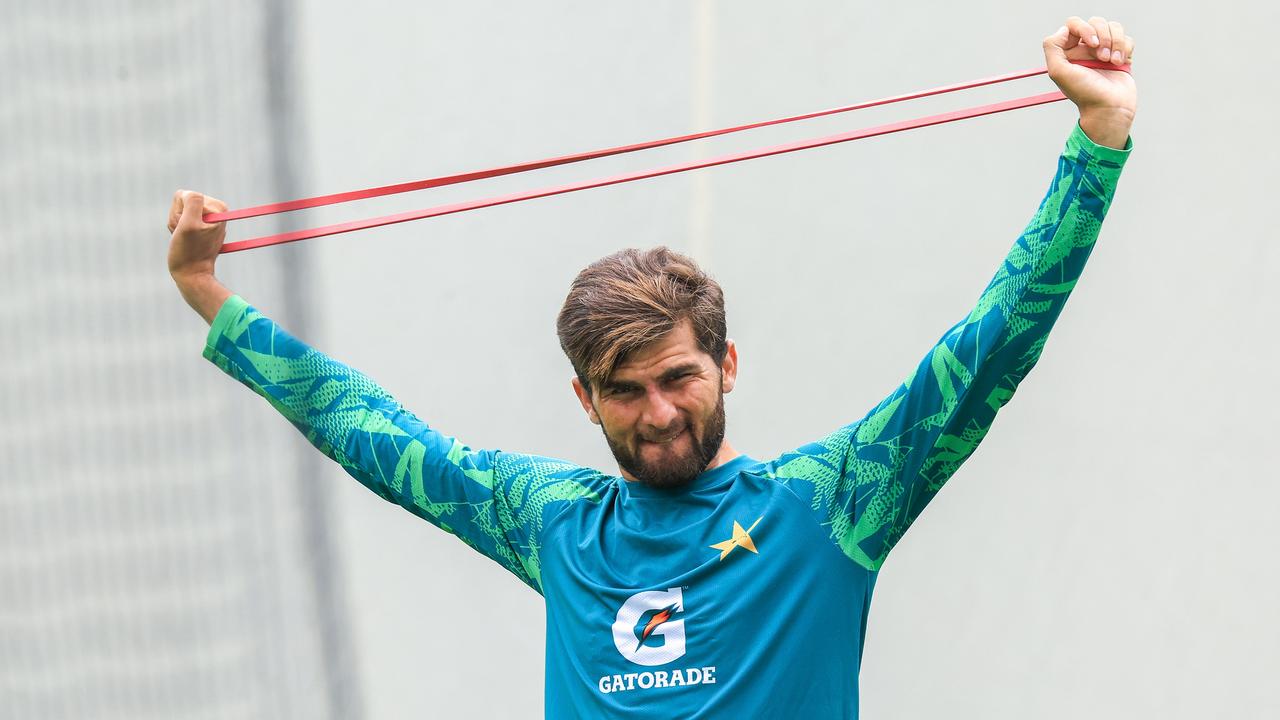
[{"x1": 572, "y1": 321, "x2": 737, "y2": 490}]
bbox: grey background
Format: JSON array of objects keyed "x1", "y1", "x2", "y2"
[
  {"x1": 2, "y1": 2, "x2": 353, "y2": 718},
  {"x1": 7, "y1": 0, "x2": 1277, "y2": 718}
]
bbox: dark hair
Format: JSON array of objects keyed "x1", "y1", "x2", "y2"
[{"x1": 556, "y1": 247, "x2": 727, "y2": 393}]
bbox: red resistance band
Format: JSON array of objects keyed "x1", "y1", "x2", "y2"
[{"x1": 208, "y1": 60, "x2": 1128, "y2": 253}]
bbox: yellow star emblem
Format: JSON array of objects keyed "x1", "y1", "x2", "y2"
[{"x1": 710, "y1": 516, "x2": 763, "y2": 561}]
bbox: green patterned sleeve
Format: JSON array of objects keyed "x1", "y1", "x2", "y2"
[
  {"x1": 770, "y1": 124, "x2": 1131, "y2": 571},
  {"x1": 202, "y1": 297, "x2": 607, "y2": 592}
]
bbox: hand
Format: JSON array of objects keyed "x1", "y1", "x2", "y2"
[
  {"x1": 1043, "y1": 16, "x2": 1137, "y2": 148},
  {"x1": 167, "y1": 190, "x2": 228, "y2": 281},
  {"x1": 167, "y1": 190, "x2": 233, "y2": 324}
]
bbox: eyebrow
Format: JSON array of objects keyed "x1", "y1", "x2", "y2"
[
  {"x1": 604, "y1": 363, "x2": 703, "y2": 393},
  {"x1": 657, "y1": 363, "x2": 703, "y2": 382},
  {"x1": 603, "y1": 379, "x2": 642, "y2": 393}
]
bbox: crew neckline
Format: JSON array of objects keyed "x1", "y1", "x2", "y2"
[{"x1": 620, "y1": 454, "x2": 758, "y2": 498}]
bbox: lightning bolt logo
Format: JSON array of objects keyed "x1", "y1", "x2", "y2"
[{"x1": 637, "y1": 604, "x2": 678, "y2": 649}]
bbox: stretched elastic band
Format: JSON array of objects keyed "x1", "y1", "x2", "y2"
[{"x1": 211, "y1": 59, "x2": 1129, "y2": 253}]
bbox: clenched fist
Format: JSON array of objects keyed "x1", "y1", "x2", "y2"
[
  {"x1": 1044, "y1": 16, "x2": 1137, "y2": 149},
  {"x1": 167, "y1": 190, "x2": 228, "y2": 279},
  {"x1": 167, "y1": 190, "x2": 232, "y2": 324}
]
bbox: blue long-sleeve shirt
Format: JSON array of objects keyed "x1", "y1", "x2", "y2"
[{"x1": 203, "y1": 124, "x2": 1130, "y2": 718}]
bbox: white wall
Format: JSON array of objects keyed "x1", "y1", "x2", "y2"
[{"x1": 212, "y1": 1, "x2": 1279, "y2": 717}]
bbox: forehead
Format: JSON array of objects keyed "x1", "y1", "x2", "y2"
[{"x1": 611, "y1": 321, "x2": 709, "y2": 379}]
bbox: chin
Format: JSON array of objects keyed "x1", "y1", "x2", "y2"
[
  {"x1": 634, "y1": 468, "x2": 701, "y2": 491},
  {"x1": 632, "y1": 446, "x2": 707, "y2": 490}
]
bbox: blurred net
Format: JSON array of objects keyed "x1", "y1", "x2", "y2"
[{"x1": 0, "y1": 2, "x2": 358, "y2": 718}]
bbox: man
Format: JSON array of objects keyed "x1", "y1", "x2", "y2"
[{"x1": 168, "y1": 16, "x2": 1135, "y2": 718}]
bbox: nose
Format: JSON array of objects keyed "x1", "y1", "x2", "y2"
[{"x1": 640, "y1": 388, "x2": 680, "y2": 433}]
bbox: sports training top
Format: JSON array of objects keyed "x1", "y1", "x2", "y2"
[{"x1": 203, "y1": 124, "x2": 1129, "y2": 718}]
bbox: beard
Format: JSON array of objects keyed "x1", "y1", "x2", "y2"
[{"x1": 601, "y1": 391, "x2": 726, "y2": 491}]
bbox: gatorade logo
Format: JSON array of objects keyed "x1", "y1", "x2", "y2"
[
  {"x1": 611, "y1": 588, "x2": 685, "y2": 666},
  {"x1": 599, "y1": 587, "x2": 717, "y2": 694}
]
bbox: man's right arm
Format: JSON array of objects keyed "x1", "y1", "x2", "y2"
[{"x1": 167, "y1": 191, "x2": 608, "y2": 592}]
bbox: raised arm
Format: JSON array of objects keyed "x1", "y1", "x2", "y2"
[
  {"x1": 167, "y1": 193, "x2": 609, "y2": 592},
  {"x1": 769, "y1": 17, "x2": 1137, "y2": 571}
]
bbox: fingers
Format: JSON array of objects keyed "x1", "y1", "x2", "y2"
[
  {"x1": 1043, "y1": 24, "x2": 1068, "y2": 51},
  {"x1": 168, "y1": 189, "x2": 185, "y2": 233},
  {"x1": 169, "y1": 189, "x2": 228, "y2": 232},
  {"x1": 176, "y1": 191, "x2": 205, "y2": 231},
  {"x1": 1088, "y1": 16, "x2": 1115, "y2": 62},
  {"x1": 1088, "y1": 17, "x2": 1111, "y2": 60},
  {"x1": 1108, "y1": 20, "x2": 1126, "y2": 64},
  {"x1": 1059, "y1": 16, "x2": 1134, "y2": 68},
  {"x1": 1064, "y1": 16, "x2": 1096, "y2": 50},
  {"x1": 1042, "y1": 26, "x2": 1071, "y2": 73}
]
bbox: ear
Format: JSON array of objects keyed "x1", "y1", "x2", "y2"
[
  {"x1": 720, "y1": 338, "x2": 738, "y2": 394},
  {"x1": 571, "y1": 377, "x2": 601, "y2": 425}
]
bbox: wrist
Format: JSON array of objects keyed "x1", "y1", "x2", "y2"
[
  {"x1": 171, "y1": 262, "x2": 213, "y2": 281},
  {"x1": 172, "y1": 268, "x2": 216, "y2": 293},
  {"x1": 1078, "y1": 107, "x2": 1134, "y2": 150},
  {"x1": 172, "y1": 272, "x2": 231, "y2": 325}
]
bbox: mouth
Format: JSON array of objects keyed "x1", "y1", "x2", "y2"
[{"x1": 640, "y1": 428, "x2": 689, "y2": 447}]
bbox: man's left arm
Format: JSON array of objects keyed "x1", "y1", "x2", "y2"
[{"x1": 772, "y1": 17, "x2": 1136, "y2": 571}]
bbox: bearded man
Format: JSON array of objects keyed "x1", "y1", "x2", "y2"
[{"x1": 167, "y1": 16, "x2": 1135, "y2": 718}]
